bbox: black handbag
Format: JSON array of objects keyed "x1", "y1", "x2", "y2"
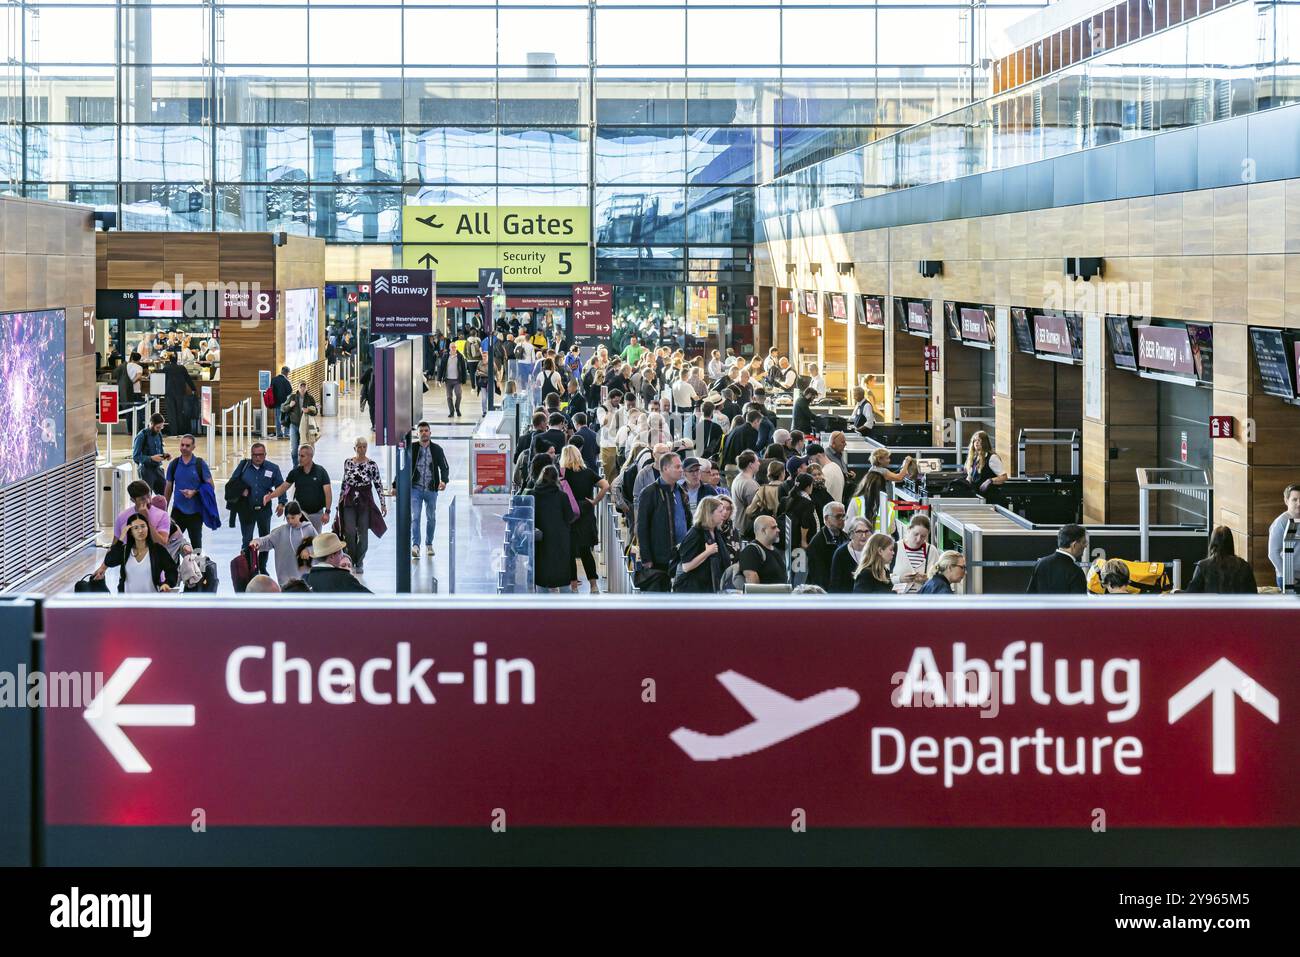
[
  {"x1": 633, "y1": 566, "x2": 670, "y2": 591},
  {"x1": 74, "y1": 574, "x2": 110, "y2": 593}
]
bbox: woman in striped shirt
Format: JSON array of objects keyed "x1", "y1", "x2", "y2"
[{"x1": 891, "y1": 513, "x2": 938, "y2": 594}]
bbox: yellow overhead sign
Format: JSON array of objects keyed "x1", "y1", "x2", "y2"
[
  {"x1": 401, "y1": 244, "x2": 590, "y2": 283},
  {"x1": 402, "y1": 205, "x2": 590, "y2": 245}
]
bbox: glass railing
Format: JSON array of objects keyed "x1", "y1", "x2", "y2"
[{"x1": 759, "y1": 0, "x2": 1300, "y2": 220}]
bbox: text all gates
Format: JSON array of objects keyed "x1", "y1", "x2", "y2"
[{"x1": 41, "y1": 602, "x2": 1295, "y2": 828}]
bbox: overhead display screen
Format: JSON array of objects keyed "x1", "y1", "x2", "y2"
[
  {"x1": 0, "y1": 309, "x2": 66, "y2": 488},
  {"x1": 1011, "y1": 308, "x2": 1036, "y2": 354},
  {"x1": 860, "y1": 295, "x2": 885, "y2": 329},
  {"x1": 1250, "y1": 327, "x2": 1297, "y2": 400},
  {"x1": 1106, "y1": 315, "x2": 1136, "y2": 370}
]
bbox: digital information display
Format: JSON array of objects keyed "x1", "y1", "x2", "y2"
[{"x1": 0, "y1": 309, "x2": 66, "y2": 488}]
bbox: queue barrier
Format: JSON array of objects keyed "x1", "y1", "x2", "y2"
[
  {"x1": 3, "y1": 595, "x2": 1294, "y2": 866},
  {"x1": 1284, "y1": 517, "x2": 1298, "y2": 594}
]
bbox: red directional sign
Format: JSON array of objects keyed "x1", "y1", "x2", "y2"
[
  {"x1": 571, "y1": 282, "x2": 612, "y2": 337},
  {"x1": 41, "y1": 601, "x2": 1297, "y2": 828}
]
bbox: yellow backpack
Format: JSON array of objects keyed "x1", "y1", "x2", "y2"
[{"x1": 1086, "y1": 558, "x2": 1173, "y2": 594}]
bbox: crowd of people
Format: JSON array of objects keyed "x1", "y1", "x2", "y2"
[{"x1": 98, "y1": 319, "x2": 1297, "y2": 598}]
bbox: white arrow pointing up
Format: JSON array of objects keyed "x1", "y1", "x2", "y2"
[
  {"x1": 1168, "y1": 658, "x2": 1279, "y2": 774},
  {"x1": 83, "y1": 658, "x2": 195, "y2": 773}
]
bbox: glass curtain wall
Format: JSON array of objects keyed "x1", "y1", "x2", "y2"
[
  {"x1": 1, "y1": 0, "x2": 1035, "y2": 331},
  {"x1": 761, "y1": 0, "x2": 1300, "y2": 218}
]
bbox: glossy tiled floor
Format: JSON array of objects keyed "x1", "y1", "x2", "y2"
[{"x1": 19, "y1": 381, "x2": 528, "y2": 596}]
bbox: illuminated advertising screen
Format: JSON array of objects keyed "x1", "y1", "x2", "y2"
[
  {"x1": 0, "y1": 309, "x2": 66, "y2": 488},
  {"x1": 285, "y1": 288, "x2": 319, "y2": 372}
]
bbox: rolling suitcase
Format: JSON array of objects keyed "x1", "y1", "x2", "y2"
[{"x1": 229, "y1": 548, "x2": 256, "y2": 593}]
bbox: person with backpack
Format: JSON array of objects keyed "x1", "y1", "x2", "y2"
[
  {"x1": 131, "y1": 412, "x2": 169, "y2": 495},
  {"x1": 164, "y1": 433, "x2": 216, "y2": 551},
  {"x1": 463, "y1": 334, "x2": 482, "y2": 393},
  {"x1": 268, "y1": 367, "x2": 293, "y2": 439},
  {"x1": 735, "y1": 515, "x2": 787, "y2": 587}
]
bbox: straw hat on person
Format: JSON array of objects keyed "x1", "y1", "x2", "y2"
[{"x1": 310, "y1": 531, "x2": 346, "y2": 559}]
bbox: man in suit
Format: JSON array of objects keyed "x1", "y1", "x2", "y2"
[
  {"x1": 1027, "y1": 523, "x2": 1089, "y2": 594},
  {"x1": 304, "y1": 532, "x2": 372, "y2": 593}
]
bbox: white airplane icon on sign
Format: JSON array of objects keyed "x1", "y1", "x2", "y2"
[{"x1": 670, "y1": 670, "x2": 860, "y2": 761}]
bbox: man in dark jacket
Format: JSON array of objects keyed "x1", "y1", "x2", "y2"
[
  {"x1": 1027, "y1": 523, "x2": 1089, "y2": 594},
  {"x1": 685, "y1": 401, "x2": 724, "y2": 462},
  {"x1": 162, "y1": 352, "x2": 197, "y2": 436},
  {"x1": 805, "y1": 501, "x2": 847, "y2": 590},
  {"x1": 791, "y1": 387, "x2": 817, "y2": 436},
  {"x1": 269, "y1": 366, "x2": 293, "y2": 438},
  {"x1": 571, "y1": 413, "x2": 600, "y2": 472},
  {"x1": 635, "y1": 452, "x2": 689, "y2": 592},
  {"x1": 304, "y1": 532, "x2": 372, "y2": 592},
  {"x1": 721, "y1": 410, "x2": 763, "y2": 469},
  {"x1": 531, "y1": 413, "x2": 569, "y2": 458},
  {"x1": 410, "y1": 421, "x2": 449, "y2": 557}
]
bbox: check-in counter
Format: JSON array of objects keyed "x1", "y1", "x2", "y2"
[{"x1": 928, "y1": 500, "x2": 1209, "y2": 594}]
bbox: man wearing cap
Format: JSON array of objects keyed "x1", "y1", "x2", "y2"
[
  {"x1": 783, "y1": 455, "x2": 810, "y2": 499},
  {"x1": 303, "y1": 531, "x2": 372, "y2": 592},
  {"x1": 679, "y1": 457, "x2": 721, "y2": 510},
  {"x1": 807, "y1": 442, "x2": 845, "y2": 504}
]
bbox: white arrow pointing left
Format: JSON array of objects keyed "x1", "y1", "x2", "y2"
[
  {"x1": 83, "y1": 658, "x2": 195, "y2": 773},
  {"x1": 1168, "y1": 657, "x2": 1279, "y2": 775}
]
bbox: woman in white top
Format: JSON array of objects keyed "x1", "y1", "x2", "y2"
[
  {"x1": 891, "y1": 513, "x2": 939, "y2": 594},
  {"x1": 103, "y1": 513, "x2": 178, "y2": 593}
]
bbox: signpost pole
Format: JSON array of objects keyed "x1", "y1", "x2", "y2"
[{"x1": 396, "y1": 436, "x2": 411, "y2": 594}]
